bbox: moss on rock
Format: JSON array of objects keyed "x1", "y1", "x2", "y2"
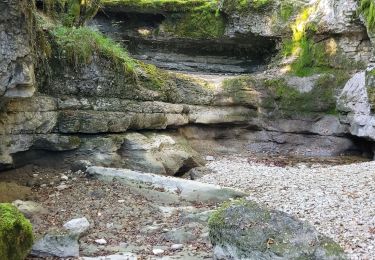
[
  {"x1": 221, "y1": 0, "x2": 274, "y2": 14},
  {"x1": 208, "y1": 200, "x2": 347, "y2": 260},
  {"x1": 262, "y1": 73, "x2": 347, "y2": 115},
  {"x1": 0, "y1": 203, "x2": 34, "y2": 260},
  {"x1": 102, "y1": 0, "x2": 211, "y2": 13},
  {"x1": 162, "y1": 9, "x2": 226, "y2": 39}
]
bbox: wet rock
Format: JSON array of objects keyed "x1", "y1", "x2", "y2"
[
  {"x1": 209, "y1": 200, "x2": 347, "y2": 260},
  {"x1": 63, "y1": 217, "x2": 90, "y2": 237},
  {"x1": 31, "y1": 233, "x2": 79, "y2": 258}
]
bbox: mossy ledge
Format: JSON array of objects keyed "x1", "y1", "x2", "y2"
[
  {"x1": 0, "y1": 203, "x2": 34, "y2": 260},
  {"x1": 102, "y1": 0, "x2": 226, "y2": 39}
]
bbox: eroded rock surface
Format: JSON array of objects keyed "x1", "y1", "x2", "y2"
[{"x1": 0, "y1": 0, "x2": 35, "y2": 98}]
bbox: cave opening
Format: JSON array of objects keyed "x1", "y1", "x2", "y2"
[{"x1": 92, "y1": 11, "x2": 279, "y2": 74}]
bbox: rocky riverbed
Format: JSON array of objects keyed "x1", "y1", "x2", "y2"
[
  {"x1": 200, "y1": 155, "x2": 375, "y2": 260},
  {"x1": 0, "y1": 154, "x2": 373, "y2": 259}
]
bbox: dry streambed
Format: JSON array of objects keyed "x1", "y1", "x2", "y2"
[{"x1": 200, "y1": 156, "x2": 375, "y2": 260}]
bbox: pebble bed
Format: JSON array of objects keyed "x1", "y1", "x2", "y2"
[{"x1": 200, "y1": 156, "x2": 375, "y2": 260}]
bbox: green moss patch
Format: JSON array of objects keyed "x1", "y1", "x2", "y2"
[
  {"x1": 102, "y1": 0, "x2": 213, "y2": 13},
  {"x1": 162, "y1": 8, "x2": 225, "y2": 39},
  {"x1": 263, "y1": 73, "x2": 349, "y2": 114},
  {"x1": 221, "y1": 0, "x2": 274, "y2": 14},
  {"x1": 0, "y1": 203, "x2": 34, "y2": 260},
  {"x1": 102, "y1": 0, "x2": 225, "y2": 39}
]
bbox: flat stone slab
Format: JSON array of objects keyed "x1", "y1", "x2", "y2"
[
  {"x1": 80, "y1": 253, "x2": 137, "y2": 260},
  {"x1": 86, "y1": 166, "x2": 246, "y2": 203}
]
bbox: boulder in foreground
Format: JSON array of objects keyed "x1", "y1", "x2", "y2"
[
  {"x1": 0, "y1": 203, "x2": 34, "y2": 260},
  {"x1": 209, "y1": 200, "x2": 347, "y2": 260}
]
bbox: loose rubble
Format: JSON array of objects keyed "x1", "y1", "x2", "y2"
[{"x1": 200, "y1": 155, "x2": 375, "y2": 260}]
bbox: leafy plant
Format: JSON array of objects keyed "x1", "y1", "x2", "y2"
[
  {"x1": 43, "y1": 0, "x2": 101, "y2": 27},
  {"x1": 358, "y1": 0, "x2": 375, "y2": 30}
]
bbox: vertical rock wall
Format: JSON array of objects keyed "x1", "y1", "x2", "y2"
[{"x1": 0, "y1": 0, "x2": 35, "y2": 98}]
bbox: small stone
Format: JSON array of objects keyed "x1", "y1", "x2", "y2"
[
  {"x1": 117, "y1": 200, "x2": 125, "y2": 203},
  {"x1": 171, "y1": 244, "x2": 183, "y2": 250},
  {"x1": 63, "y1": 217, "x2": 90, "y2": 237},
  {"x1": 205, "y1": 156, "x2": 215, "y2": 161},
  {"x1": 106, "y1": 223, "x2": 114, "y2": 229},
  {"x1": 41, "y1": 184, "x2": 47, "y2": 188},
  {"x1": 95, "y1": 239, "x2": 107, "y2": 245},
  {"x1": 61, "y1": 175, "x2": 69, "y2": 181},
  {"x1": 56, "y1": 184, "x2": 69, "y2": 191},
  {"x1": 152, "y1": 248, "x2": 164, "y2": 255},
  {"x1": 33, "y1": 174, "x2": 39, "y2": 178}
]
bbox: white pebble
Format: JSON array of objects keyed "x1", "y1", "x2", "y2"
[
  {"x1": 95, "y1": 238, "x2": 107, "y2": 245},
  {"x1": 152, "y1": 249, "x2": 164, "y2": 255},
  {"x1": 171, "y1": 244, "x2": 183, "y2": 250}
]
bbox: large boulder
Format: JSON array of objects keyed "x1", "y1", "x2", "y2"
[
  {"x1": 209, "y1": 200, "x2": 347, "y2": 260},
  {"x1": 120, "y1": 132, "x2": 204, "y2": 176},
  {"x1": 337, "y1": 70, "x2": 375, "y2": 140},
  {"x1": 0, "y1": 203, "x2": 34, "y2": 260}
]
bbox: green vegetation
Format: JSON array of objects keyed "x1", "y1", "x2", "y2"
[
  {"x1": 100, "y1": 0, "x2": 225, "y2": 39},
  {"x1": 51, "y1": 25, "x2": 136, "y2": 71},
  {"x1": 163, "y1": 8, "x2": 225, "y2": 38},
  {"x1": 358, "y1": 0, "x2": 375, "y2": 30},
  {"x1": 0, "y1": 203, "x2": 34, "y2": 260},
  {"x1": 282, "y1": 5, "x2": 365, "y2": 76},
  {"x1": 221, "y1": 0, "x2": 273, "y2": 14},
  {"x1": 366, "y1": 69, "x2": 375, "y2": 109},
  {"x1": 102, "y1": 0, "x2": 213, "y2": 12},
  {"x1": 280, "y1": 1, "x2": 294, "y2": 21},
  {"x1": 209, "y1": 199, "x2": 272, "y2": 256},
  {"x1": 263, "y1": 73, "x2": 349, "y2": 114},
  {"x1": 280, "y1": 7, "x2": 332, "y2": 76},
  {"x1": 43, "y1": 0, "x2": 100, "y2": 27},
  {"x1": 321, "y1": 239, "x2": 346, "y2": 257}
]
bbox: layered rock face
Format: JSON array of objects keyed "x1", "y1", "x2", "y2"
[
  {"x1": 1, "y1": 0, "x2": 375, "y2": 173},
  {"x1": 0, "y1": 0, "x2": 35, "y2": 98},
  {"x1": 222, "y1": 0, "x2": 373, "y2": 64}
]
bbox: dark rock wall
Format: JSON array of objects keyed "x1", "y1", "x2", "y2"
[{"x1": 0, "y1": 0, "x2": 35, "y2": 98}]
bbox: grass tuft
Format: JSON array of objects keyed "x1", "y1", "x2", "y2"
[{"x1": 358, "y1": 0, "x2": 375, "y2": 30}]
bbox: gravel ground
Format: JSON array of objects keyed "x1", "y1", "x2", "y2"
[
  {"x1": 0, "y1": 166, "x2": 214, "y2": 259},
  {"x1": 199, "y1": 155, "x2": 375, "y2": 260}
]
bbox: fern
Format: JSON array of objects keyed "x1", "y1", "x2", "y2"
[{"x1": 359, "y1": 0, "x2": 375, "y2": 30}]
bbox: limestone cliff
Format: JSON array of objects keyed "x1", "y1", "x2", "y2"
[{"x1": 1, "y1": 0, "x2": 375, "y2": 173}]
